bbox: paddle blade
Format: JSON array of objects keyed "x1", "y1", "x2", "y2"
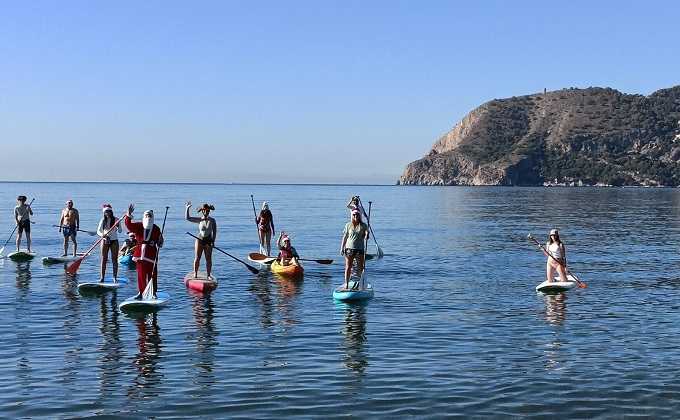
[
  {"x1": 249, "y1": 252, "x2": 269, "y2": 261},
  {"x1": 375, "y1": 245, "x2": 384, "y2": 258},
  {"x1": 66, "y1": 258, "x2": 83, "y2": 275},
  {"x1": 246, "y1": 264, "x2": 260, "y2": 275},
  {"x1": 316, "y1": 259, "x2": 333, "y2": 265},
  {"x1": 0, "y1": 246, "x2": 4, "y2": 256}
]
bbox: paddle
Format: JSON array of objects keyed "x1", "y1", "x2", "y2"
[
  {"x1": 249, "y1": 252, "x2": 333, "y2": 265},
  {"x1": 527, "y1": 234, "x2": 586, "y2": 288},
  {"x1": 66, "y1": 216, "x2": 124, "y2": 274},
  {"x1": 358, "y1": 197, "x2": 383, "y2": 258},
  {"x1": 358, "y1": 201, "x2": 372, "y2": 290},
  {"x1": 51, "y1": 225, "x2": 98, "y2": 236},
  {"x1": 251, "y1": 195, "x2": 265, "y2": 254},
  {"x1": 144, "y1": 207, "x2": 169, "y2": 299},
  {"x1": 187, "y1": 232, "x2": 259, "y2": 274},
  {"x1": 0, "y1": 198, "x2": 34, "y2": 256}
]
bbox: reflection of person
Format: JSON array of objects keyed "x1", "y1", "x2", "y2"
[
  {"x1": 119, "y1": 232, "x2": 137, "y2": 257},
  {"x1": 186, "y1": 201, "x2": 217, "y2": 279},
  {"x1": 59, "y1": 199, "x2": 79, "y2": 256},
  {"x1": 276, "y1": 232, "x2": 299, "y2": 266},
  {"x1": 14, "y1": 195, "x2": 33, "y2": 252},
  {"x1": 545, "y1": 229, "x2": 568, "y2": 283},
  {"x1": 256, "y1": 202, "x2": 275, "y2": 256},
  {"x1": 97, "y1": 204, "x2": 122, "y2": 282},
  {"x1": 340, "y1": 208, "x2": 369, "y2": 289},
  {"x1": 125, "y1": 205, "x2": 164, "y2": 299}
]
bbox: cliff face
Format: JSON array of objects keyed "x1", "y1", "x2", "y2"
[{"x1": 398, "y1": 86, "x2": 680, "y2": 186}]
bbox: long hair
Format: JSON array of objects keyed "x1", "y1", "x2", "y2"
[
  {"x1": 259, "y1": 209, "x2": 272, "y2": 220},
  {"x1": 548, "y1": 234, "x2": 562, "y2": 246},
  {"x1": 104, "y1": 211, "x2": 116, "y2": 229}
]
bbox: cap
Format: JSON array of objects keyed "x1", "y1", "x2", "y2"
[
  {"x1": 351, "y1": 208, "x2": 361, "y2": 215},
  {"x1": 550, "y1": 229, "x2": 559, "y2": 236},
  {"x1": 127, "y1": 232, "x2": 135, "y2": 237},
  {"x1": 144, "y1": 210, "x2": 154, "y2": 218},
  {"x1": 262, "y1": 202, "x2": 269, "y2": 211},
  {"x1": 102, "y1": 204, "x2": 112, "y2": 212},
  {"x1": 66, "y1": 199, "x2": 73, "y2": 204},
  {"x1": 282, "y1": 235, "x2": 290, "y2": 242}
]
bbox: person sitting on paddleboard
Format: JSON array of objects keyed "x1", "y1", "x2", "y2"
[
  {"x1": 256, "y1": 202, "x2": 275, "y2": 256},
  {"x1": 340, "y1": 208, "x2": 369, "y2": 290},
  {"x1": 119, "y1": 232, "x2": 137, "y2": 257},
  {"x1": 186, "y1": 201, "x2": 217, "y2": 279},
  {"x1": 277, "y1": 232, "x2": 299, "y2": 266},
  {"x1": 545, "y1": 229, "x2": 568, "y2": 283},
  {"x1": 59, "y1": 199, "x2": 79, "y2": 256},
  {"x1": 97, "y1": 204, "x2": 122, "y2": 283},
  {"x1": 125, "y1": 205, "x2": 164, "y2": 299},
  {"x1": 14, "y1": 195, "x2": 33, "y2": 253}
]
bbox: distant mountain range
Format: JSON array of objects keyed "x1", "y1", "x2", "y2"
[{"x1": 398, "y1": 86, "x2": 680, "y2": 186}]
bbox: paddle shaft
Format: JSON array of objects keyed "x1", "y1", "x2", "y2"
[
  {"x1": 146, "y1": 207, "x2": 169, "y2": 297},
  {"x1": 1, "y1": 198, "x2": 34, "y2": 255},
  {"x1": 67, "y1": 216, "x2": 124, "y2": 274},
  {"x1": 358, "y1": 197, "x2": 382, "y2": 255},
  {"x1": 528, "y1": 235, "x2": 586, "y2": 288},
  {"x1": 187, "y1": 232, "x2": 259, "y2": 274},
  {"x1": 249, "y1": 252, "x2": 332, "y2": 264},
  {"x1": 52, "y1": 225, "x2": 96, "y2": 236}
]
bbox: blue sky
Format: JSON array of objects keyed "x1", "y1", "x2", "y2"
[{"x1": 1, "y1": 1, "x2": 678, "y2": 184}]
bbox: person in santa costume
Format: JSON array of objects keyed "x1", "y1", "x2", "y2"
[{"x1": 124, "y1": 204, "x2": 164, "y2": 299}]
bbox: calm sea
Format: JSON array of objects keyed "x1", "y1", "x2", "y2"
[{"x1": 1, "y1": 183, "x2": 680, "y2": 419}]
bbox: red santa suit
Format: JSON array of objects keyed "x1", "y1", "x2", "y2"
[{"x1": 124, "y1": 213, "x2": 164, "y2": 295}]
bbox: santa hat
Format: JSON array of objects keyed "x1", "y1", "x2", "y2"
[{"x1": 102, "y1": 204, "x2": 112, "y2": 213}]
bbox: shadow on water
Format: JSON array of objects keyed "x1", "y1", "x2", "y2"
[
  {"x1": 539, "y1": 292, "x2": 569, "y2": 372},
  {"x1": 127, "y1": 312, "x2": 164, "y2": 399},
  {"x1": 97, "y1": 291, "x2": 125, "y2": 394},
  {"x1": 335, "y1": 301, "x2": 369, "y2": 373}
]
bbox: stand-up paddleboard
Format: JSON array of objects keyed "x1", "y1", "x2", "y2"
[
  {"x1": 119, "y1": 291, "x2": 169, "y2": 311},
  {"x1": 333, "y1": 281, "x2": 374, "y2": 301},
  {"x1": 248, "y1": 253, "x2": 277, "y2": 266},
  {"x1": 536, "y1": 274, "x2": 577, "y2": 293},
  {"x1": 78, "y1": 277, "x2": 129, "y2": 293},
  {"x1": 42, "y1": 254, "x2": 87, "y2": 264},
  {"x1": 184, "y1": 271, "x2": 218, "y2": 293},
  {"x1": 7, "y1": 249, "x2": 36, "y2": 262}
]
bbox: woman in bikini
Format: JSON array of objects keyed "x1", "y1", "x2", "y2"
[{"x1": 256, "y1": 202, "x2": 275, "y2": 256}]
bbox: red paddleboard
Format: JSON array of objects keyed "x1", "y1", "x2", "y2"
[{"x1": 183, "y1": 271, "x2": 218, "y2": 293}]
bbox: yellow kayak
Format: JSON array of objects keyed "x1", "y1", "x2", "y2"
[{"x1": 271, "y1": 260, "x2": 304, "y2": 277}]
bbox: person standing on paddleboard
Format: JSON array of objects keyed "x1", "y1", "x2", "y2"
[
  {"x1": 14, "y1": 195, "x2": 33, "y2": 252},
  {"x1": 186, "y1": 201, "x2": 217, "y2": 279},
  {"x1": 256, "y1": 202, "x2": 275, "y2": 256},
  {"x1": 97, "y1": 204, "x2": 122, "y2": 283},
  {"x1": 277, "y1": 232, "x2": 299, "y2": 266},
  {"x1": 340, "y1": 208, "x2": 369, "y2": 289},
  {"x1": 125, "y1": 205, "x2": 164, "y2": 299},
  {"x1": 545, "y1": 229, "x2": 568, "y2": 283},
  {"x1": 59, "y1": 199, "x2": 79, "y2": 256}
]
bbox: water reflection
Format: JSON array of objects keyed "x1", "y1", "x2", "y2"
[
  {"x1": 336, "y1": 302, "x2": 369, "y2": 373},
  {"x1": 543, "y1": 293, "x2": 567, "y2": 326},
  {"x1": 127, "y1": 313, "x2": 164, "y2": 398},
  {"x1": 540, "y1": 293, "x2": 568, "y2": 371},
  {"x1": 97, "y1": 292, "x2": 124, "y2": 393},
  {"x1": 13, "y1": 261, "x2": 32, "y2": 294},
  {"x1": 248, "y1": 272, "x2": 303, "y2": 331},
  {"x1": 189, "y1": 294, "x2": 218, "y2": 388}
]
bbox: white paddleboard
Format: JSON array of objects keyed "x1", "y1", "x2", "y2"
[
  {"x1": 7, "y1": 249, "x2": 36, "y2": 262},
  {"x1": 78, "y1": 277, "x2": 129, "y2": 292},
  {"x1": 536, "y1": 274, "x2": 577, "y2": 293},
  {"x1": 43, "y1": 254, "x2": 87, "y2": 264},
  {"x1": 119, "y1": 291, "x2": 170, "y2": 311}
]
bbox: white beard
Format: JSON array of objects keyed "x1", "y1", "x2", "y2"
[{"x1": 142, "y1": 217, "x2": 154, "y2": 229}]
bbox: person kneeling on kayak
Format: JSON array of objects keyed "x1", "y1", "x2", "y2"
[{"x1": 277, "y1": 232, "x2": 299, "y2": 266}]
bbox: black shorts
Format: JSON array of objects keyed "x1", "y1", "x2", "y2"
[
  {"x1": 18, "y1": 220, "x2": 30, "y2": 234},
  {"x1": 344, "y1": 248, "x2": 364, "y2": 257}
]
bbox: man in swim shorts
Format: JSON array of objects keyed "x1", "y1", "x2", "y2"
[{"x1": 59, "y1": 199, "x2": 80, "y2": 256}]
